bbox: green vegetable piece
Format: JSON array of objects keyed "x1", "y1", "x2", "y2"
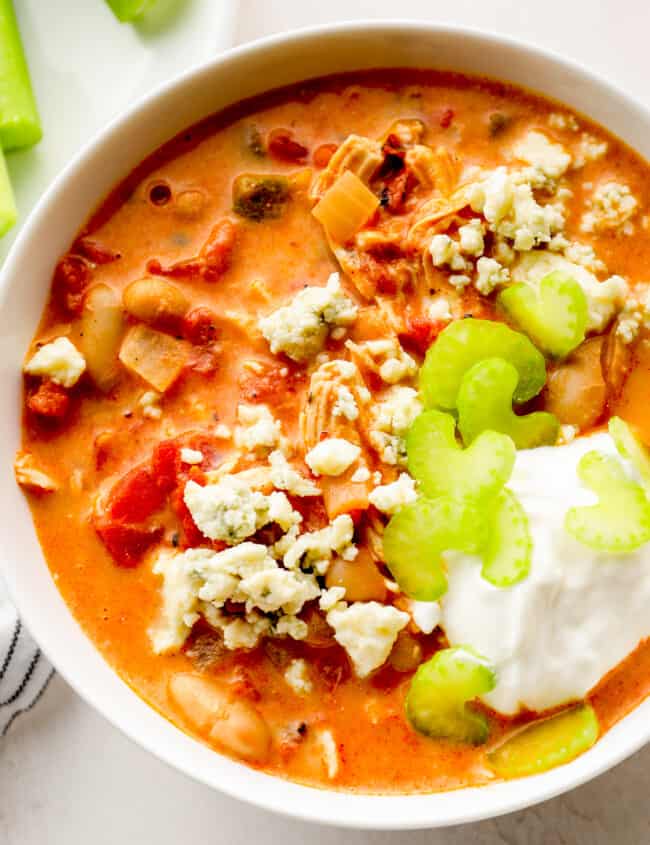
[
  {"x1": 481, "y1": 488, "x2": 532, "y2": 587},
  {"x1": 419, "y1": 319, "x2": 546, "y2": 410},
  {"x1": 105, "y1": 0, "x2": 155, "y2": 22},
  {"x1": 0, "y1": 0, "x2": 42, "y2": 150},
  {"x1": 498, "y1": 271, "x2": 588, "y2": 359},
  {"x1": 407, "y1": 409, "x2": 516, "y2": 503},
  {"x1": 609, "y1": 416, "x2": 650, "y2": 490},
  {"x1": 232, "y1": 173, "x2": 290, "y2": 221},
  {"x1": 488, "y1": 705, "x2": 599, "y2": 778},
  {"x1": 565, "y1": 451, "x2": 650, "y2": 552},
  {"x1": 383, "y1": 496, "x2": 487, "y2": 600},
  {"x1": 458, "y1": 358, "x2": 559, "y2": 449},
  {"x1": 406, "y1": 646, "x2": 496, "y2": 744},
  {"x1": 0, "y1": 147, "x2": 16, "y2": 237}
]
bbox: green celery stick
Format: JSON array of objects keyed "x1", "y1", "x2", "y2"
[
  {"x1": 105, "y1": 0, "x2": 156, "y2": 22},
  {"x1": 406, "y1": 647, "x2": 496, "y2": 744},
  {"x1": 488, "y1": 705, "x2": 598, "y2": 777},
  {"x1": 0, "y1": 147, "x2": 16, "y2": 237},
  {"x1": 0, "y1": 0, "x2": 42, "y2": 150},
  {"x1": 457, "y1": 358, "x2": 559, "y2": 449}
]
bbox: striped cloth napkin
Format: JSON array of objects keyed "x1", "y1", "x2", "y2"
[{"x1": 0, "y1": 577, "x2": 53, "y2": 736}]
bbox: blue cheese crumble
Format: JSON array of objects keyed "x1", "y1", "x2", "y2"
[
  {"x1": 305, "y1": 437, "x2": 361, "y2": 477},
  {"x1": 259, "y1": 272, "x2": 358, "y2": 362},
  {"x1": 368, "y1": 386, "x2": 423, "y2": 467},
  {"x1": 24, "y1": 336, "x2": 86, "y2": 388},
  {"x1": 149, "y1": 543, "x2": 319, "y2": 654},
  {"x1": 183, "y1": 476, "x2": 300, "y2": 544},
  {"x1": 326, "y1": 601, "x2": 409, "y2": 678}
]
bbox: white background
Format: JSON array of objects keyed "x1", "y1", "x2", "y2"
[{"x1": 4, "y1": 1, "x2": 650, "y2": 842}]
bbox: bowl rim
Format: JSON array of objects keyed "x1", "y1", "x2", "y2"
[{"x1": 2, "y1": 18, "x2": 650, "y2": 830}]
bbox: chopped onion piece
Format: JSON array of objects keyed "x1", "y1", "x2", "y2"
[
  {"x1": 312, "y1": 170, "x2": 379, "y2": 243},
  {"x1": 119, "y1": 323, "x2": 189, "y2": 393}
]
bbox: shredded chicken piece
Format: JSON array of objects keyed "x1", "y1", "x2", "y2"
[
  {"x1": 354, "y1": 219, "x2": 406, "y2": 253},
  {"x1": 365, "y1": 509, "x2": 388, "y2": 563},
  {"x1": 374, "y1": 297, "x2": 409, "y2": 336},
  {"x1": 330, "y1": 242, "x2": 421, "y2": 301},
  {"x1": 14, "y1": 451, "x2": 58, "y2": 493},
  {"x1": 310, "y1": 135, "x2": 382, "y2": 201},
  {"x1": 204, "y1": 453, "x2": 244, "y2": 482},
  {"x1": 381, "y1": 119, "x2": 426, "y2": 147},
  {"x1": 406, "y1": 145, "x2": 460, "y2": 195},
  {"x1": 408, "y1": 186, "x2": 472, "y2": 247},
  {"x1": 300, "y1": 360, "x2": 370, "y2": 452},
  {"x1": 345, "y1": 337, "x2": 416, "y2": 385}
]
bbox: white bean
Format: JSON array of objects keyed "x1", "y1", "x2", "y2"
[
  {"x1": 168, "y1": 673, "x2": 271, "y2": 763},
  {"x1": 79, "y1": 284, "x2": 125, "y2": 392},
  {"x1": 123, "y1": 277, "x2": 189, "y2": 327}
]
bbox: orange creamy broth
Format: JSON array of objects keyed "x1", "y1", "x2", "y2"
[{"x1": 19, "y1": 69, "x2": 650, "y2": 793}]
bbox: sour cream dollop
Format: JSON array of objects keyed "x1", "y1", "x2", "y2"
[{"x1": 440, "y1": 432, "x2": 650, "y2": 715}]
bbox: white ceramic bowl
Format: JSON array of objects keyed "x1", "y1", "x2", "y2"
[{"x1": 1, "y1": 20, "x2": 649, "y2": 830}]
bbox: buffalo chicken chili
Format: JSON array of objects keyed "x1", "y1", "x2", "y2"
[{"x1": 16, "y1": 70, "x2": 650, "y2": 792}]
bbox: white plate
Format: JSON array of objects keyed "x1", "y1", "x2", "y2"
[{"x1": 0, "y1": 0, "x2": 237, "y2": 263}]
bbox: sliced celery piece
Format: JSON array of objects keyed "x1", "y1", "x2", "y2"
[
  {"x1": 488, "y1": 705, "x2": 599, "y2": 778},
  {"x1": 458, "y1": 357, "x2": 559, "y2": 449},
  {"x1": 565, "y1": 451, "x2": 650, "y2": 552},
  {"x1": 406, "y1": 409, "x2": 515, "y2": 503},
  {"x1": 419, "y1": 319, "x2": 546, "y2": 410},
  {"x1": 481, "y1": 488, "x2": 532, "y2": 587},
  {"x1": 383, "y1": 496, "x2": 487, "y2": 600},
  {"x1": 105, "y1": 0, "x2": 155, "y2": 22},
  {"x1": 0, "y1": 0, "x2": 42, "y2": 150},
  {"x1": 406, "y1": 646, "x2": 496, "y2": 744},
  {"x1": 0, "y1": 147, "x2": 16, "y2": 237},
  {"x1": 609, "y1": 416, "x2": 650, "y2": 490},
  {"x1": 498, "y1": 271, "x2": 588, "y2": 359}
]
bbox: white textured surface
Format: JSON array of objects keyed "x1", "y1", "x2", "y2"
[{"x1": 5, "y1": 0, "x2": 650, "y2": 841}]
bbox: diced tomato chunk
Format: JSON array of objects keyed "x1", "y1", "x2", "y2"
[
  {"x1": 289, "y1": 495, "x2": 329, "y2": 532},
  {"x1": 399, "y1": 316, "x2": 446, "y2": 356},
  {"x1": 267, "y1": 128, "x2": 308, "y2": 163},
  {"x1": 439, "y1": 107, "x2": 454, "y2": 128},
  {"x1": 107, "y1": 466, "x2": 166, "y2": 522},
  {"x1": 182, "y1": 306, "x2": 219, "y2": 345},
  {"x1": 201, "y1": 219, "x2": 237, "y2": 282},
  {"x1": 313, "y1": 143, "x2": 338, "y2": 169},
  {"x1": 53, "y1": 255, "x2": 90, "y2": 314},
  {"x1": 152, "y1": 441, "x2": 181, "y2": 494},
  {"x1": 375, "y1": 275, "x2": 398, "y2": 296},
  {"x1": 185, "y1": 465, "x2": 207, "y2": 485},
  {"x1": 148, "y1": 218, "x2": 236, "y2": 284},
  {"x1": 170, "y1": 487, "x2": 204, "y2": 547},
  {"x1": 27, "y1": 381, "x2": 70, "y2": 420},
  {"x1": 348, "y1": 508, "x2": 366, "y2": 528},
  {"x1": 383, "y1": 170, "x2": 409, "y2": 214},
  {"x1": 239, "y1": 365, "x2": 306, "y2": 404},
  {"x1": 95, "y1": 516, "x2": 162, "y2": 567}
]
